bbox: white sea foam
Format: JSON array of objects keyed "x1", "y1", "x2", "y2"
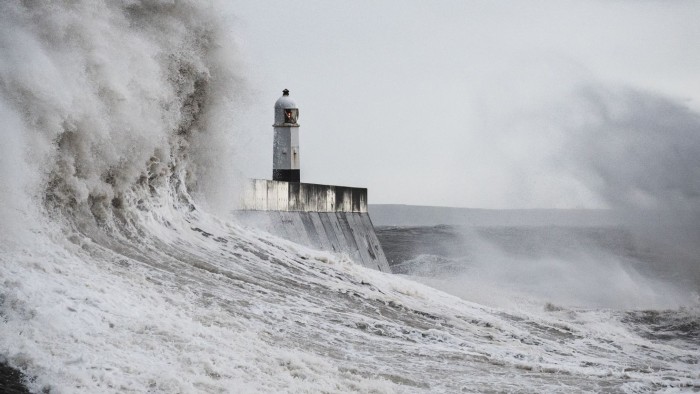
[{"x1": 1, "y1": 1, "x2": 699, "y2": 393}]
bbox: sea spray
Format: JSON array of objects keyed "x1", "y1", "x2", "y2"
[
  {"x1": 0, "y1": 0, "x2": 247, "y2": 230},
  {"x1": 0, "y1": 2, "x2": 699, "y2": 392},
  {"x1": 382, "y1": 225, "x2": 699, "y2": 310}
]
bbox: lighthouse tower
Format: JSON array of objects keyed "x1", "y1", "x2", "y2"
[
  {"x1": 236, "y1": 89, "x2": 391, "y2": 273},
  {"x1": 272, "y1": 89, "x2": 300, "y2": 182}
]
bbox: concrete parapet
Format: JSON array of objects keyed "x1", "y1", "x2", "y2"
[
  {"x1": 237, "y1": 179, "x2": 389, "y2": 272},
  {"x1": 242, "y1": 179, "x2": 367, "y2": 213}
]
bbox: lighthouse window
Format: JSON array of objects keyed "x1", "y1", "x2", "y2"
[{"x1": 284, "y1": 109, "x2": 298, "y2": 124}]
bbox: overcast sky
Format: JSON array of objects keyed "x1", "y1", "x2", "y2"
[{"x1": 225, "y1": 1, "x2": 700, "y2": 209}]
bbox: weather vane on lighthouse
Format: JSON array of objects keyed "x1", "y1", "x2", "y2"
[{"x1": 272, "y1": 89, "x2": 300, "y2": 182}]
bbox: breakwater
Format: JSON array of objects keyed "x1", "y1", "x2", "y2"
[{"x1": 235, "y1": 179, "x2": 390, "y2": 272}]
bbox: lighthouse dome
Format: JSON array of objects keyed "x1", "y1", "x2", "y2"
[
  {"x1": 274, "y1": 90, "x2": 297, "y2": 109},
  {"x1": 274, "y1": 89, "x2": 299, "y2": 126}
]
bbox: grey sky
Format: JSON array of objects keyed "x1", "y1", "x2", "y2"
[{"x1": 226, "y1": 1, "x2": 700, "y2": 209}]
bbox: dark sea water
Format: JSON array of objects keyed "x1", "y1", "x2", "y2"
[
  {"x1": 0, "y1": 361, "x2": 29, "y2": 394},
  {"x1": 376, "y1": 225, "x2": 700, "y2": 295}
]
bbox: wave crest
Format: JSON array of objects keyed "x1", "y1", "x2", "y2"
[{"x1": 0, "y1": 0, "x2": 244, "y2": 229}]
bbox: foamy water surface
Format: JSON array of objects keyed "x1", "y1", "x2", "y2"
[{"x1": 1, "y1": 1, "x2": 699, "y2": 393}]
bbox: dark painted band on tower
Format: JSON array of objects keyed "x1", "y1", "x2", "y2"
[{"x1": 273, "y1": 169, "x2": 300, "y2": 182}]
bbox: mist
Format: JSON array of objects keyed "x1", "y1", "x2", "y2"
[
  {"x1": 381, "y1": 224, "x2": 699, "y2": 311},
  {"x1": 555, "y1": 86, "x2": 700, "y2": 211},
  {"x1": 373, "y1": 78, "x2": 700, "y2": 310}
]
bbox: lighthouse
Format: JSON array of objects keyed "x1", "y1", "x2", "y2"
[
  {"x1": 272, "y1": 89, "x2": 300, "y2": 182},
  {"x1": 235, "y1": 89, "x2": 391, "y2": 273}
]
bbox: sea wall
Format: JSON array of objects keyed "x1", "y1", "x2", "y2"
[{"x1": 235, "y1": 180, "x2": 390, "y2": 273}]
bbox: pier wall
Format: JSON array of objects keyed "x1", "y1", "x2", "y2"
[
  {"x1": 235, "y1": 179, "x2": 390, "y2": 273},
  {"x1": 241, "y1": 179, "x2": 367, "y2": 213}
]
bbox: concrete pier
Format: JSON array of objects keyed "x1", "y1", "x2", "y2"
[
  {"x1": 241, "y1": 179, "x2": 368, "y2": 213},
  {"x1": 235, "y1": 179, "x2": 391, "y2": 273},
  {"x1": 234, "y1": 90, "x2": 390, "y2": 273}
]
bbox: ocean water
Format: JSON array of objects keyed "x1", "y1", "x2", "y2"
[
  {"x1": 1, "y1": 1, "x2": 699, "y2": 393},
  {"x1": 378, "y1": 225, "x2": 700, "y2": 309}
]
